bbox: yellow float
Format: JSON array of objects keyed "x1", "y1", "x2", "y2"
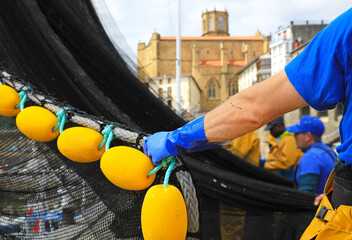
[
  {"x1": 57, "y1": 126, "x2": 105, "y2": 163},
  {"x1": 16, "y1": 106, "x2": 59, "y2": 142},
  {"x1": 141, "y1": 184, "x2": 188, "y2": 240},
  {"x1": 100, "y1": 146, "x2": 155, "y2": 190},
  {"x1": 0, "y1": 85, "x2": 21, "y2": 117}
]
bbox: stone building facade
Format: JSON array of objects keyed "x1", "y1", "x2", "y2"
[{"x1": 137, "y1": 9, "x2": 271, "y2": 113}]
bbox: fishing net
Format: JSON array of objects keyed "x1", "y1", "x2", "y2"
[{"x1": 0, "y1": 1, "x2": 317, "y2": 239}]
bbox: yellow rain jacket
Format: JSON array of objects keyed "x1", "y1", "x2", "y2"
[
  {"x1": 264, "y1": 131, "x2": 302, "y2": 171},
  {"x1": 300, "y1": 169, "x2": 352, "y2": 240},
  {"x1": 224, "y1": 131, "x2": 260, "y2": 166}
]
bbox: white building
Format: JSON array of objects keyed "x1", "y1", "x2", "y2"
[
  {"x1": 151, "y1": 74, "x2": 201, "y2": 116},
  {"x1": 237, "y1": 52, "x2": 271, "y2": 92},
  {"x1": 270, "y1": 21, "x2": 327, "y2": 76}
]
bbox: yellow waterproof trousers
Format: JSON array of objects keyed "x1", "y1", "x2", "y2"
[{"x1": 300, "y1": 170, "x2": 352, "y2": 239}]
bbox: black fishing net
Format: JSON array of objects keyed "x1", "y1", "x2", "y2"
[{"x1": 0, "y1": 0, "x2": 318, "y2": 239}]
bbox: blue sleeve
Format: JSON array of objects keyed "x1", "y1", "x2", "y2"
[
  {"x1": 285, "y1": 8, "x2": 352, "y2": 111},
  {"x1": 298, "y1": 174, "x2": 319, "y2": 194}
]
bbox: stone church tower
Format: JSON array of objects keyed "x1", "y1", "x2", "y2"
[
  {"x1": 137, "y1": 9, "x2": 270, "y2": 114},
  {"x1": 202, "y1": 9, "x2": 229, "y2": 36}
]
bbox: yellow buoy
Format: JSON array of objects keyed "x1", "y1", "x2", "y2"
[
  {"x1": 57, "y1": 126, "x2": 105, "y2": 163},
  {"x1": 16, "y1": 106, "x2": 59, "y2": 142},
  {"x1": 100, "y1": 146, "x2": 155, "y2": 190},
  {"x1": 141, "y1": 184, "x2": 188, "y2": 240},
  {"x1": 0, "y1": 85, "x2": 21, "y2": 117}
]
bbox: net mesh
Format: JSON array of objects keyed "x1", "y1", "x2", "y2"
[{"x1": 0, "y1": 0, "x2": 318, "y2": 239}]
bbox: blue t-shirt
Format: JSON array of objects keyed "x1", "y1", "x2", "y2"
[
  {"x1": 285, "y1": 8, "x2": 352, "y2": 165},
  {"x1": 295, "y1": 142, "x2": 336, "y2": 194}
]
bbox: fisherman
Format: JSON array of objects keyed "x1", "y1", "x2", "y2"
[
  {"x1": 144, "y1": 8, "x2": 352, "y2": 239},
  {"x1": 287, "y1": 116, "x2": 336, "y2": 194},
  {"x1": 261, "y1": 117, "x2": 302, "y2": 180}
]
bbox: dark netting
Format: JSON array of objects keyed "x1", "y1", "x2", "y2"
[{"x1": 0, "y1": 0, "x2": 318, "y2": 239}]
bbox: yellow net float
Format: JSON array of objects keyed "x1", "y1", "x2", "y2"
[
  {"x1": 141, "y1": 184, "x2": 188, "y2": 240},
  {"x1": 16, "y1": 106, "x2": 59, "y2": 142},
  {"x1": 57, "y1": 126, "x2": 105, "y2": 163},
  {"x1": 0, "y1": 85, "x2": 21, "y2": 117},
  {"x1": 100, "y1": 146, "x2": 155, "y2": 191}
]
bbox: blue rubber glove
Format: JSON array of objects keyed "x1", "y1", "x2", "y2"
[
  {"x1": 259, "y1": 158, "x2": 266, "y2": 168},
  {"x1": 143, "y1": 115, "x2": 227, "y2": 165}
]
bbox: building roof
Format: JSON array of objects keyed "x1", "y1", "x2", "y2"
[
  {"x1": 160, "y1": 36, "x2": 264, "y2": 41},
  {"x1": 199, "y1": 60, "x2": 246, "y2": 67}
]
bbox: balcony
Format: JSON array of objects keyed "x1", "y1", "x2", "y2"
[{"x1": 270, "y1": 36, "x2": 288, "y2": 46}]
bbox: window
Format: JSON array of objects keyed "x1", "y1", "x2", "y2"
[
  {"x1": 167, "y1": 87, "x2": 172, "y2": 98},
  {"x1": 209, "y1": 18, "x2": 213, "y2": 31},
  {"x1": 208, "y1": 81, "x2": 216, "y2": 98},
  {"x1": 159, "y1": 79, "x2": 163, "y2": 85},
  {"x1": 286, "y1": 42, "x2": 290, "y2": 53},
  {"x1": 300, "y1": 106, "x2": 310, "y2": 118},
  {"x1": 262, "y1": 73, "x2": 270, "y2": 80},
  {"x1": 229, "y1": 80, "x2": 238, "y2": 95},
  {"x1": 218, "y1": 16, "x2": 224, "y2": 30},
  {"x1": 167, "y1": 100, "x2": 172, "y2": 107},
  {"x1": 158, "y1": 88, "x2": 163, "y2": 98},
  {"x1": 335, "y1": 103, "x2": 343, "y2": 121},
  {"x1": 168, "y1": 79, "x2": 171, "y2": 84},
  {"x1": 318, "y1": 110, "x2": 328, "y2": 117},
  {"x1": 262, "y1": 59, "x2": 271, "y2": 69}
]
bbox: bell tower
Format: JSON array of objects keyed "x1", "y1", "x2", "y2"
[{"x1": 202, "y1": 9, "x2": 229, "y2": 36}]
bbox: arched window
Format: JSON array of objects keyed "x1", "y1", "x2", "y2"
[
  {"x1": 209, "y1": 18, "x2": 213, "y2": 32},
  {"x1": 208, "y1": 80, "x2": 216, "y2": 98},
  {"x1": 229, "y1": 80, "x2": 238, "y2": 95},
  {"x1": 218, "y1": 16, "x2": 224, "y2": 30}
]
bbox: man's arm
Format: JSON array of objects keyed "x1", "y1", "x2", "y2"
[
  {"x1": 144, "y1": 70, "x2": 307, "y2": 165},
  {"x1": 204, "y1": 70, "x2": 308, "y2": 142}
]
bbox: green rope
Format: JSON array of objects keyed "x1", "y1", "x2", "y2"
[
  {"x1": 98, "y1": 125, "x2": 115, "y2": 151},
  {"x1": 147, "y1": 156, "x2": 176, "y2": 188},
  {"x1": 52, "y1": 107, "x2": 72, "y2": 133},
  {"x1": 15, "y1": 86, "x2": 32, "y2": 111},
  {"x1": 163, "y1": 157, "x2": 175, "y2": 188}
]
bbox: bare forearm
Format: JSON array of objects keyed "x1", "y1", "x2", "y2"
[{"x1": 204, "y1": 70, "x2": 308, "y2": 142}]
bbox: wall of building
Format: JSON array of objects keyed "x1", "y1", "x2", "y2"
[
  {"x1": 138, "y1": 36, "x2": 266, "y2": 112},
  {"x1": 189, "y1": 78, "x2": 201, "y2": 113}
]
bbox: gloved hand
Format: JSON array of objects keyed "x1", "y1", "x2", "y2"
[{"x1": 143, "y1": 115, "x2": 227, "y2": 165}]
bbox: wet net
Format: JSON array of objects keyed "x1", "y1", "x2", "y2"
[{"x1": 0, "y1": 1, "x2": 318, "y2": 239}]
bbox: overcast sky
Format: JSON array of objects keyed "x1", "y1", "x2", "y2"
[{"x1": 103, "y1": 0, "x2": 351, "y2": 57}]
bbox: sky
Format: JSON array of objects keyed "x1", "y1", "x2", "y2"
[{"x1": 103, "y1": 0, "x2": 351, "y2": 58}]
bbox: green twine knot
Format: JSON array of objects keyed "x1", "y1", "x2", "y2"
[
  {"x1": 15, "y1": 86, "x2": 32, "y2": 111},
  {"x1": 147, "y1": 156, "x2": 176, "y2": 188},
  {"x1": 98, "y1": 124, "x2": 115, "y2": 151},
  {"x1": 52, "y1": 107, "x2": 72, "y2": 133}
]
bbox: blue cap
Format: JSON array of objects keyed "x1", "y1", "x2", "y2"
[{"x1": 287, "y1": 116, "x2": 325, "y2": 136}]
